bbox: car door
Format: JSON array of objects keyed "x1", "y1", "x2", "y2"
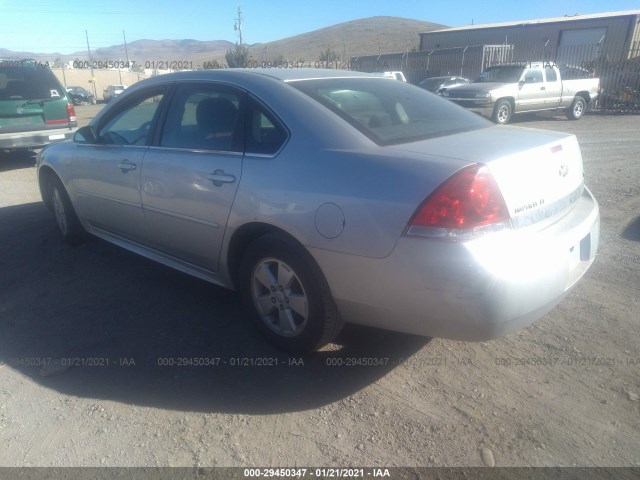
[
  {"x1": 517, "y1": 67, "x2": 546, "y2": 111},
  {"x1": 140, "y1": 83, "x2": 245, "y2": 272},
  {"x1": 543, "y1": 67, "x2": 563, "y2": 107},
  {"x1": 72, "y1": 86, "x2": 168, "y2": 241}
]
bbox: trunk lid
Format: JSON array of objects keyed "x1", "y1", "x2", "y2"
[
  {"x1": 390, "y1": 125, "x2": 584, "y2": 229},
  {"x1": 0, "y1": 63, "x2": 70, "y2": 130},
  {"x1": 0, "y1": 100, "x2": 46, "y2": 128}
]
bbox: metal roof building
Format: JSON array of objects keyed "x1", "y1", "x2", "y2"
[{"x1": 419, "y1": 10, "x2": 640, "y2": 62}]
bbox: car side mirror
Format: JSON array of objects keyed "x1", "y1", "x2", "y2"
[
  {"x1": 74, "y1": 125, "x2": 97, "y2": 144},
  {"x1": 518, "y1": 80, "x2": 525, "y2": 87}
]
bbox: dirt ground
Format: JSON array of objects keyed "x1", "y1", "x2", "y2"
[{"x1": 0, "y1": 107, "x2": 638, "y2": 469}]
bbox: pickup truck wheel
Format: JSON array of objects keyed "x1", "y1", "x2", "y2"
[
  {"x1": 492, "y1": 100, "x2": 512, "y2": 125},
  {"x1": 239, "y1": 233, "x2": 344, "y2": 353},
  {"x1": 566, "y1": 96, "x2": 586, "y2": 120}
]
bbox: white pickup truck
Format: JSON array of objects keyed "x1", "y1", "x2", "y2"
[
  {"x1": 103, "y1": 84, "x2": 127, "y2": 103},
  {"x1": 442, "y1": 62, "x2": 599, "y2": 124}
]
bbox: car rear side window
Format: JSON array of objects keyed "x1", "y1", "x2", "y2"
[
  {"x1": 160, "y1": 84, "x2": 244, "y2": 153},
  {"x1": 245, "y1": 96, "x2": 288, "y2": 155},
  {"x1": 289, "y1": 78, "x2": 489, "y2": 146}
]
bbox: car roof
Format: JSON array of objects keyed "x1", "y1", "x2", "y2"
[
  {"x1": 138, "y1": 68, "x2": 388, "y2": 85},
  {"x1": 422, "y1": 76, "x2": 459, "y2": 81}
]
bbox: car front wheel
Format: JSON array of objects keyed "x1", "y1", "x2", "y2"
[
  {"x1": 48, "y1": 176, "x2": 87, "y2": 245},
  {"x1": 239, "y1": 233, "x2": 343, "y2": 353}
]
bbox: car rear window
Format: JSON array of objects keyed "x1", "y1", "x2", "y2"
[
  {"x1": 420, "y1": 78, "x2": 445, "y2": 91},
  {"x1": 0, "y1": 65, "x2": 65, "y2": 101},
  {"x1": 475, "y1": 66, "x2": 525, "y2": 83},
  {"x1": 289, "y1": 78, "x2": 489, "y2": 146}
]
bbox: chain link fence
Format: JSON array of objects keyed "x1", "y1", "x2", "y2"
[{"x1": 351, "y1": 42, "x2": 640, "y2": 112}]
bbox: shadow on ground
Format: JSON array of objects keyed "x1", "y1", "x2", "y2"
[
  {"x1": 0, "y1": 150, "x2": 37, "y2": 172},
  {"x1": 622, "y1": 216, "x2": 640, "y2": 242},
  {"x1": 0, "y1": 202, "x2": 430, "y2": 414}
]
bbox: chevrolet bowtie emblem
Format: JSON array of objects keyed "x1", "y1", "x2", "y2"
[{"x1": 559, "y1": 164, "x2": 569, "y2": 177}]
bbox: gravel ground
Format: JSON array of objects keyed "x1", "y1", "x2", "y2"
[{"x1": 0, "y1": 106, "x2": 638, "y2": 468}]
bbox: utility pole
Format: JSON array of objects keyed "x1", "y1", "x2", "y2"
[
  {"x1": 234, "y1": 5, "x2": 243, "y2": 45},
  {"x1": 85, "y1": 30, "x2": 97, "y2": 97},
  {"x1": 123, "y1": 30, "x2": 130, "y2": 66}
]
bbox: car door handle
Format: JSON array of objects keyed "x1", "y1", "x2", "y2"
[
  {"x1": 540, "y1": 87, "x2": 546, "y2": 90},
  {"x1": 207, "y1": 170, "x2": 236, "y2": 185},
  {"x1": 118, "y1": 160, "x2": 137, "y2": 172}
]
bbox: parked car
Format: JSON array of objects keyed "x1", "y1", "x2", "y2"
[
  {"x1": 418, "y1": 76, "x2": 469, "y2": 94},
  {"x1": 67, "y1": 85, "x2": 96, "y2": 105},
  {"x1": 0, "y1": 59, "x2": 77, "y2": 151},
  {"x1": 37, "y1": 69, "x2": 599, "y2": 352},
  {"x1": 382, "y1": 71, "x2": 407, "y2": 82},
  {"x1": 103, "y1": 84, "x2": 127, "y2": 102},
  {"x1": 442, "y1": 62, "x2": 600, "y2": 124}
]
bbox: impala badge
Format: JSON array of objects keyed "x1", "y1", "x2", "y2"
[{"x1": 559, "y1": 164, "x2": 569, "y2": 177}]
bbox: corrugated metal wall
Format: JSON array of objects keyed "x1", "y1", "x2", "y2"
[
  {"x1": 629, "y1": 18, "x2": 640, "y2": 57},
  {"x1": 420, "y1": 16, "x2": 638, "y2": 63}
]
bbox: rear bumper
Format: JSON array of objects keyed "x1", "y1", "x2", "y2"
[
  {"x1": 310, "y1": 187, "x2": 599, "y2": 341},
  {"x1": 0, "y1": 127, "x2": 76, "y2": 150}
]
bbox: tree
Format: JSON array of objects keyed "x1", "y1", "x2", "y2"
[
  {"x1": 225, "y1": 44, "x2": 252, "y2": 68},
  {"x1": 319, "y1": 48, "x2": 339, "y2": 62}
]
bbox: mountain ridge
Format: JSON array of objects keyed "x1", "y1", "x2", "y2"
[{"x1": 0, "y1": 16, "x2": 447, "y2": 66}]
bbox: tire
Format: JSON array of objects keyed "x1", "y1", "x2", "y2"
[
  {"x1": 47, "y1": 176, "x2": 87, "y2": 245},
  {"x1": 239, "y1": 233, "x2": 343, "y2": 353},
  {"x1": 492, "y1": 99, "x2": 512, "y2": 125},
  {"x1": 566, "y1": 96, "x2": 586, "y2": 120}
]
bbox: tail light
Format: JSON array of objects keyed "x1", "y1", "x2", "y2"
[
  {"x1": 406, "y1": 164, "x2": 511, "y2": 240},
  {"x1": 67, "y1": 103, "x2": 77, "y2": 123}
]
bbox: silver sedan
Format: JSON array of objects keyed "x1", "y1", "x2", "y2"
[{"x1": 37, "y1": 69, "x2": 600, "y2": 352}]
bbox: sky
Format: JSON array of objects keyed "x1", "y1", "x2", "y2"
[{"x1": 0, "y1": 0, "x2": 638, "y2": 54}]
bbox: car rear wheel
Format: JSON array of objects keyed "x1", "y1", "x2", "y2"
[
  {"x1": 566, "y1": 96, "x2": 586, "y2": 120},
  {"x1": 48, "y1": 176, "x2": 87, "y2": 245},
  {"x1": 239, "y1": 233, "x2": 343, "y2": 353},
  {"x1": 492, "y1": 99, "x2": 512, "y2": 125}
]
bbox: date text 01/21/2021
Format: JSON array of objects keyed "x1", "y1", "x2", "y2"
[
  {"x1": 155, "y1": 357, "x2": 305, "y2": 367},
  {"x1": 243, "y1": 468, "x2": 391, "y2": 477}
]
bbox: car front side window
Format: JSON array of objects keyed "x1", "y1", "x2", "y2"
[
  {"x1": 524, "y1": 69, "x2": 543, "y2": 83},
  {"x1": 97, "y1": 88, "x2": 165, "y2": 146}
]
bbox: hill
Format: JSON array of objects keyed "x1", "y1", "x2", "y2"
[
  {"x1": 87, "y1": 39, "x2": 236, "y2": 65},
  {"x1": 0, "y1": 16, "x2": 447, "y2": 66},
  {"x1": 247, "y1": 16, "x2": 447, "y2": 62}
]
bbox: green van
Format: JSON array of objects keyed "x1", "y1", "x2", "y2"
[{"x1": 0, "y1": 59, "x2": 77, "y2": 151}]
